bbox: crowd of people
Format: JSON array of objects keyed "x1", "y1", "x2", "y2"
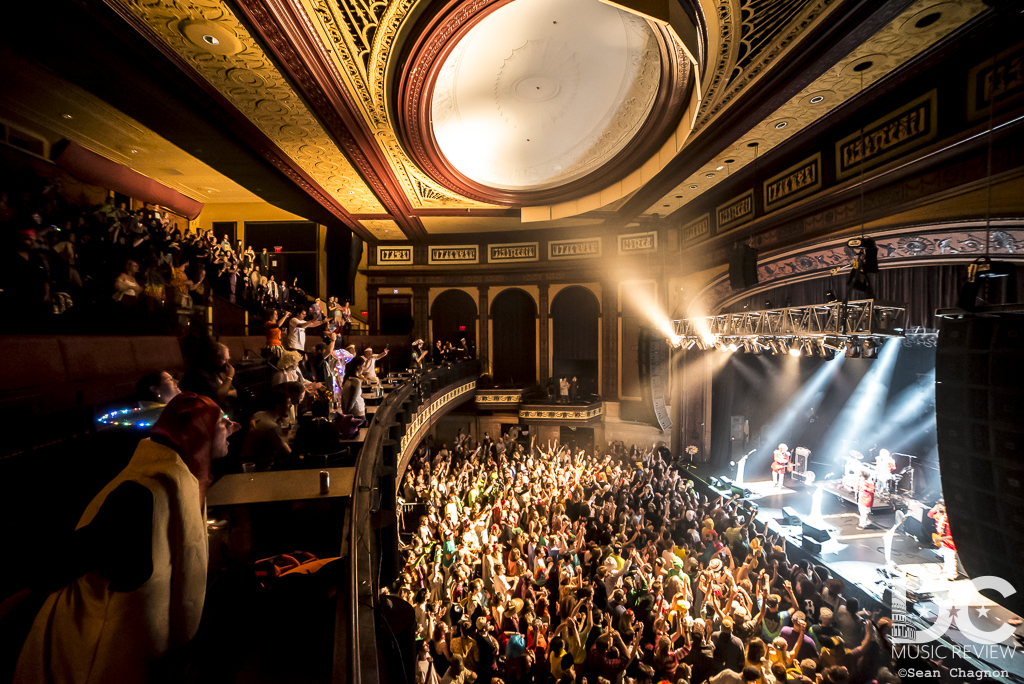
[
  {"x1": 0, "y1": 175, "x2": 325, "y2": 333},
  {"x1": 397, "y1": 436, "x2": 906, "y2": 684}
]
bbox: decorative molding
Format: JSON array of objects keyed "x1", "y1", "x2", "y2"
[
  {"x1": 763, "y1": 152, "x2": 821, "y2": 213},
  {"x1": 618, "y1": 231, "x2": 658, "y2": 254},
  {"x1": 519, "y1": 403, "x2": 603, "y2": 422},
  {"x1": 488, "y1": 242, "x2": 539, "y2": 263},
  {"x1": 681, "y1": 213, "x2": 710, "y2": 244},
  {"x1": 548, "y1": 237, "x2": 603, "y2": 260},
  {"x1": 428, "y1": 244, "x2": 479, "y2": 265},
  {"x1": 400, "y1": 380, "x2": 477, "y2": 459},
  {"x1": 716, "y1": 189, "x2": 754, "y2": 234},
  {"x1": 299, "y1": 0, "x2": 497, "y2": 212},
  {"x1": 694, "y1": 0, "x2": 839, "y2": 131},
  {"x1": 835, "y1": 90, "x2": 938, "y2": 180},
  {"x1": 967, "y1": 39, "x2": 1024, "y2": 121},
  {"x1": 377, "y1": 244, "x2": 414, "y2": 265},
  {"x1": 475, "y1": 389, "x2": 524, "y2": 405},
  {"x1": 114, "y1": 0, "x2": 385, "y2": 219},
  {"x1": 396, "y1": 3, "x2": 690, "y2": 205},
  {"x1": 695, "y1": 223, "x2": 1024, "y2": 312}
]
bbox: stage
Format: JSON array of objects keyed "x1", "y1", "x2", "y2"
[{"x1": 735, "y1": 477, "x2": 1024, "y2": 682}]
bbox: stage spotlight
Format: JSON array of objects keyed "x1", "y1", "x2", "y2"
[
  {"x1": 823, "y1": 337, "x2": 844, "y2": 352},
  {"x1": 685, "y1": 339, "x2": 697, "y2": 350},
  {"x1": 668, "y1": 334, "x2": 683, "y2": 348},
  {"x1": 862, "y1": 338, "x2": 879, "y2": 359},
  {"x1": 845, "y1": 338, "x2": 861, "y2": 358},
  {"x1": 803, "y1": 340, "x2": 816, "y2": 357},
  {"x1": 727, "y1": 341, "x2": 739, "y2": 352},
  {"x1": 788, "y1": 339, "x2": 801, "y2": 356}
]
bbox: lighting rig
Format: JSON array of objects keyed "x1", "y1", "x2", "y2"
[{"x1": 669, "y1": 299, "x2": 906, "y2": 357}]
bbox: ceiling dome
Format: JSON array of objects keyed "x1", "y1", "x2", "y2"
[{"x1": 429, "y1": 0, "x2": 661, "y2": 192}]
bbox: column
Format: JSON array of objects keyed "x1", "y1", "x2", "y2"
[
  {"x1": 368, "y1": 288, "x2": 379, "y2": 335},
  {"x1": 412, "y1": 285, "x2": 429, "y2": 342},
  {"x1": 477, "y1": 286, "x2": 489, "y2": 370},
  {"x1": 602, "y1": 284, "x2": 618, "y2": 400},
  {"x1": 538, "y1": 283, "x2": 550, "y2": 384}
]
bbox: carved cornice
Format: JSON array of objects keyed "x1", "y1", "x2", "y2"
[
  {"x1": 234, "y1": 0, "x2": 429, "y2": 241},
  {"x1": 103, "y1": 0, "x2": 380, "y2": 239},
  {"x1": 519, "y1": 403, "x2": 603, "y2": 423},
  {"x1": 299, "y1": 0, "x2": 495, "y2": 212},
  {"x1": 608, "y1": 0, "x2": 921, "y2": 227},
  {"x1": 695, "y1": 223, "x2": 1024, "y2": 312},
  {"x1": 395, "y1": 2, "x2": 690, "y2": 205}
]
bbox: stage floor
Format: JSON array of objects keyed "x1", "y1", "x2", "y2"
[{"x1": 736, "y1": 478, "x2": 1024, "y2": 682}]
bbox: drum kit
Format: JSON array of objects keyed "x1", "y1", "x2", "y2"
[{"x1": 841, "y1": 449, "x2": 914, "y2": 500}]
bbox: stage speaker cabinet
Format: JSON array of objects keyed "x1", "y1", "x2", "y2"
[
  {"x1": 802, "y1": 536, "x2": 822, "y2": 554},
  {"x1": 781, "y1": 506, "x2": 801, "y2": 526},
  {"x1": 935, "y1": 314, "x2": 1024, "y2": 615},
  {"x1": 637, "y1": 327, "x2": 673, "y2": 432},
  {"x1": 729, "y1": 244, "x2": 759, "y2": 290},
  {"x1": 793, "y1": 447, "x2": 810, "y2": 476},
  {"x1": 802, "y1": 519, "x2": 830, "y2": 542}
]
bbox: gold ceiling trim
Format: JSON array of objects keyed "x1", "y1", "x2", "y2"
[
  {"x1": 116, "y1": 0, "x2": 386, "y2": 215},
  {"x1": 361, "y1": 218, "x2": 407, "y2": 240},
  {"x1": 299, "y1": 0, "x2": 500, "y2": 210},
  {"x1": 654, "y1": 0, "x2": 987, "y2": 213},
  {"x1": 694, "y1": 0, "x2": 840, "y2": 132}
]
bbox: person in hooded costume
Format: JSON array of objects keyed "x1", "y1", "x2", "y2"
[{"x1": 16, "y1": 393, "x2": 239, "y2": 683}]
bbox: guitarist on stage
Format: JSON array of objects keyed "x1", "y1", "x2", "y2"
[
  {"x1": 928, "y1": 500, "x2": 958, "y2": 580},
  {"x1": 772, "y1": 443, "x2": 791, "y2": 488}
]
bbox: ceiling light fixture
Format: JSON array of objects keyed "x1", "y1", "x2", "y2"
[
  {"x1": 775, "y1": 122, "x2": 788, "y2": 129},
  {"x1": 62, "y1": 113, "x2": 72, "y2": 119},
  {"x1": 809, "y1": 96, "x2": 825, "y2": 104},
  {"x1": 716, "y1": 166, "x2": 724, "y2": 171},
  {"x1": 689, "y1": 185, "x2": 698, "y2": 189},
  {"x1": 202, "y1": 35, "x2": 220, "y2": 45},
  {"x1": 705, "y1": 173, "x2": 715, "y2": 178}
]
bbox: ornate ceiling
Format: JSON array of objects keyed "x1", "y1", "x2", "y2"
[{"x1": 77, "y1": 0, "x2": 992, "y2": 242}]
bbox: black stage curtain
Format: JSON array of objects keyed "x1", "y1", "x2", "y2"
[
  {"x1": 552, "y1": 286, "x2": 600, "y2": 395},
  {"x1": 722, "y1": 263, "x2": 1024, "y2": 329},
  {"x1": 491, "y1": 289, "x2": 536, "y2": 386},
  {"x1": 430, "y1": 289, "x2": 477, "y2": 345}
]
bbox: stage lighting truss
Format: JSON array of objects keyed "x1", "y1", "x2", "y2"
[{"x1": 671, "y1": 299, "x2": 905, "y2": 354}]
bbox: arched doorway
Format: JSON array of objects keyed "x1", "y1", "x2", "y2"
[
  {"x1": 491, "y1": 288, "x2": 536, "y2": 386},
  {"x1": 551, "y1": 286, "x2": 600, "y2": 400},
  {"x1": 430, "y1": 289, "x2": 477, "y2": 346}
]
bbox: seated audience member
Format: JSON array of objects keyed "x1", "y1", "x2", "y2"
[
  {"x1": 239, "y1": 383, "x2": 303, "y2": 471},
  {"x1": 135, "y1": 370, "x2": 181, "y2": 406},
  {"x1": 180, "y1": 341, "x2": 237, "y2": 409},
  {"x1": 15, "y1": 394, "x2": 239, "y2": 683}
]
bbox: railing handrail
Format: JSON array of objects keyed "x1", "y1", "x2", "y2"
[{"x1": 339, "y1": 360, "x2": 479, "y2": 684}]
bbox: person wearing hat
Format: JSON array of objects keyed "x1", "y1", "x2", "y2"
[
  {"x1": 472, "y1": 616, "x2": 499, "y2": 680},
  {"x1": 411, "y1": 339, "x2": 426, "y2": 371},
  {"x1": 16, "y1": 394, "x2": 239, "y2": 683},
  {"x1": 711, "y1": 617, "x2": 745, "y2": 673},
  {"x1": 501, "y1": 598, "x2": 523, "y2": 634}
]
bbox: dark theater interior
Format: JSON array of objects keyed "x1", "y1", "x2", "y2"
[{"x1": 1, "y1": 0, "x2": 1024, "y2": 682}]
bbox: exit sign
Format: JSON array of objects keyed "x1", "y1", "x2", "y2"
[
  {"x1": 459, "y1": 325, "x2": 466, "y2": 331},
  {"x1": 274, "y1": 246, "x2": 282, "y2": 253}
]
